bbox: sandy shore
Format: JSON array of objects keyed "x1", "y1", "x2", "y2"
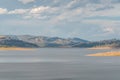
[
  {"x1": 88, "y1": 47, "x2": 112, "y2": 50},
  {"x1": 0, "y1": 47, "x2": 34, "y2": 51},
  {"x1": 87, "y1": 52, "x2": 120, "y2": 56}
]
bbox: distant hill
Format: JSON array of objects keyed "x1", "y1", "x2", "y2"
[
  {"x1": 0, "y1": 35, "x2": 119, "y2": 48},
  {"x1": 0, "y1": 36, "x2": 38, "y2": 48},
  {"x1": 2, "y1": 35, "x2": 88, "y2": 48},
  {"x1": 73, "y1": 39, "x2": 120, "y2": 48}
]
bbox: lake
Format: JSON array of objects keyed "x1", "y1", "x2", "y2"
[{"x1": 0, "y1": 48, "x2": 120, "y2": 80}]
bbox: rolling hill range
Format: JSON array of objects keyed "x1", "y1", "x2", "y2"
[
  {"x1": 0, "y1": 35, "x2": 120, "y2": 48},
  {"x1": 0, "y1": 35, "x2": 88, "y2": 48},
  {"x1": 73, "y1": 39, "x2": 120, "y2": 48},
  {"x1": 0, "y1": 36, "x2": 38, "y2": 48}
]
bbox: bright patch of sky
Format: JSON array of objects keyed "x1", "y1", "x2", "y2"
[{"x1": 0, "y1": 0, "x2": 120, "y2": 40}]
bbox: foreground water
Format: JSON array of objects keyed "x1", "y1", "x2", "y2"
[{"x1": 0, "y1": 48, "x2": 120, "y2": 80}]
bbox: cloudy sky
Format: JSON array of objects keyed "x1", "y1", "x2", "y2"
[{"x1": 0, "y1": 0, "x2": 120, "y2": 40}]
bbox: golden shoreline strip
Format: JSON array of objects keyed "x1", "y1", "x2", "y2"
[
  {"x1": 88, "y1": 47, "x2": 112, "y2": 50},
  {"x1": 87, "y1": 52, "x2": 120, "y2": 56},
  {"x1": 0, "y1": 47, "x2": 34, "y2": 51}
]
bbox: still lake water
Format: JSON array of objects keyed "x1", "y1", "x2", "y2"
[{"x1": 0, "y1": 48, "x2": 120, "y2": 80}]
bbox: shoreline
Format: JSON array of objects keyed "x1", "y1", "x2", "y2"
[
  {"x1": 87, "y1": 51, "x2": 120, "y2": 56},
  {"x1": 0, "y1": 47, "x2": 34, "y2": 51},
  {"x1": 88, "y1": 47, "x2": 112, "y2": 50}
]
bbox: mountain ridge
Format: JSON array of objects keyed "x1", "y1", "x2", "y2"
[
  {"x1": 0, "y1": 35, "x2": 120, "y2": 48},
  {"x1": 0, "y1": 35, "x2": 88, "y2": 48}
]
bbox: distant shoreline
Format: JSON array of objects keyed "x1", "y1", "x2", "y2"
[
  {"x1": 0, "y1": 47, "x2": 34, "y2": 51},
  {"x1": 88, "y1": 46, "x2": 113, "y2": 50},
  {"x1": 87, "y1": 52, "x2": 120, "y2": 56}
]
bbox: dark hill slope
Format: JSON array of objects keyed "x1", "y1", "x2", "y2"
[{"x1": 0, "y1": 38, "x2": 38, "y2": 48}]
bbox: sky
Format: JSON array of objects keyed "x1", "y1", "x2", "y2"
[{"x1": 0, "y1": 0, "x2": 120, "y2": 40}]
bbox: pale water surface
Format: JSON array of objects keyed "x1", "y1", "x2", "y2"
[{"x1": 0, "y1": 48, "x2": 120, "y2": 80}]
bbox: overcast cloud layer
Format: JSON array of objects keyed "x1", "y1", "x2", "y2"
[{"x1": 0, "y1": 0, "x2": 120, "y2": 40}]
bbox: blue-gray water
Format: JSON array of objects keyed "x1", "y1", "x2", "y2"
[{"x1": 0, "y1": 48, "x2": 120, "y2": 80}]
